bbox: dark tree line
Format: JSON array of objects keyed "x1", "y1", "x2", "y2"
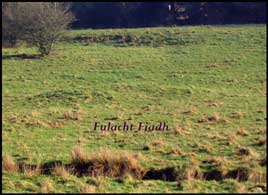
[{"x1": 70, "y1": 2, "x2": 267, "y2": 29}]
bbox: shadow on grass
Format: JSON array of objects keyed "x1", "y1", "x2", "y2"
[{"x1": 2, "y1": 54, "x2": 42, "y2": 60}]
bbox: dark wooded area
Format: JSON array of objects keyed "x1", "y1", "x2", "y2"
[{"x1": 71, "y1": 2, "x2": 267, "y2": 29}]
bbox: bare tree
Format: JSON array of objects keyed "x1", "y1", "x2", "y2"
[{"x1": 4, "y1": 2, "x2": 74, "y2": 56}]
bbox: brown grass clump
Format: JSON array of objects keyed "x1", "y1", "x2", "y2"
[
  {"x1": 208, "y1": 114, "x2": 221, "y2": 121},
  {"x1": 22, "y1": 164, "x2": 41, "y2": 178},
  {"x1": 177, "y1": 160, "x2": 203, "y2": 181},
  {"x1": 174, "y1": 127, "x2": 190, "y2": 136},
  {"x1": 71, "y1": 147, "x2": 144, "y2": 179},
  {"x1": 2, "y1": 154, "x2": 19, "y2": 172},
  {"x1": 226, "y1": 166, "x2": 266, "y2": 183},
  {"x1": 236, "y1": 129, "x2": 249, "y2": 136},
  {"x1": 52, "y1": 165, "x2": 70, "y2": 180},
  {"x1": 257, "y1": 129, "x2": 266, "y2": 135},
  {"x1": 25, "y1": 119, "x2": 65, "y2": 129},
  {"x1": 224, "y1": 134, "x2": 238, "y2": 146},
  {"x1": 64, "y1": 109, "x2": 82, "y2": 121},
  {"x1": 71, "y1": 146, "x2": 89, "y2": 164},
  {"x1": 198, "y1": 114, "x2": 220, "y2": 123},
  {"x1": 25, "y1": 120, "x2": 50, "y2": 128},
  {"x1": 255, "y1": 138, "x2": 266, "y2": 146},
  {"x1": 88, "y1": 148, "x2": 144, "y2": 178},
  {"x1": 64, "y1": 110, "x2": 73, "y2": 120},
  {"x1": 174, "y1": 127, "x2": 184, "y2": 135},
  {"x1": 46, "y1": 120, "x2": 65, "y2": 128},
  {"x1": 248, "y1": 167, "x2": 266, "y2": 183}
]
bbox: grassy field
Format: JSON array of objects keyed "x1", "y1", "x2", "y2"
[{"x1": 2, "y1": 25, "x2": 266, "y2": 193}]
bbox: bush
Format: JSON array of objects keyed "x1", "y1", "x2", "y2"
[{"x1": 2, "y1": 2, "x2": 75, "y2": 56}]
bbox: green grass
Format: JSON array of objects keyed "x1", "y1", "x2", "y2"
[{"x1": 2, "y1": 24, "x2": 266, "y2": 193}]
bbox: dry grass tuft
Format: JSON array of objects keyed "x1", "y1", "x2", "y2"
[
  {"x1": 174, "y1": 127, "x2": 184, "y2": 135},
  {"x1": 174, "y1": 127, "x2": 190, "y2": 136},
  {"x1": 198, "y1": 114, "x2": 220, "y2": 123},
  {"x1": 64, "y1": 109, "x2": 82, "y2": 121},
  {"x1": 226, "y1": 166, "x2": 265, "y2": 183},
  {"x1": 2, "y1": 154, "x2": 19, "y2": 172},
  {"x1": 22, "y1": 165, "x2": 41, "y2": 178},
  {"x1": 256, "y1": 138, "x2": 266, "y2": 146},
  {"x1": 236, "y1": 129, "x2": 249, "y2": 136},
  {"x1": 46, "y1": 120, "x2": 65, "y2": 128},
  {"x1": 52, "y1": 164, "x2": 70, "y2": 180},
  {"x1": 208, "y1": 114, "x2": 221, "y2": 121},
  {"x1": 224, "y1": 134, "x2": 238, "y2": 146},
  {"x1": 177, "y1": 160, "x2": 203, "y2": 181},
  {"x1": 71, "y1": 147, "x2": 144, "y2": 179},
  {"x1": 25, "y1": 120, "x2": 50, "y2": 128},
  {"x1": 71, "y1": 146, "x2": 89, "y2": 164},
  {"x1": 248, "y1": 167, "x2": 266, "y2": 183},
  {"x1": 64, "y1": 110, "x2": 73, "y2": 120},
  {"x1": 89, "y1": 148, "x2": 144, "y2": 178},
  {"x1": 257, "y1": 129, "x2": 266, "y2": 135}
]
